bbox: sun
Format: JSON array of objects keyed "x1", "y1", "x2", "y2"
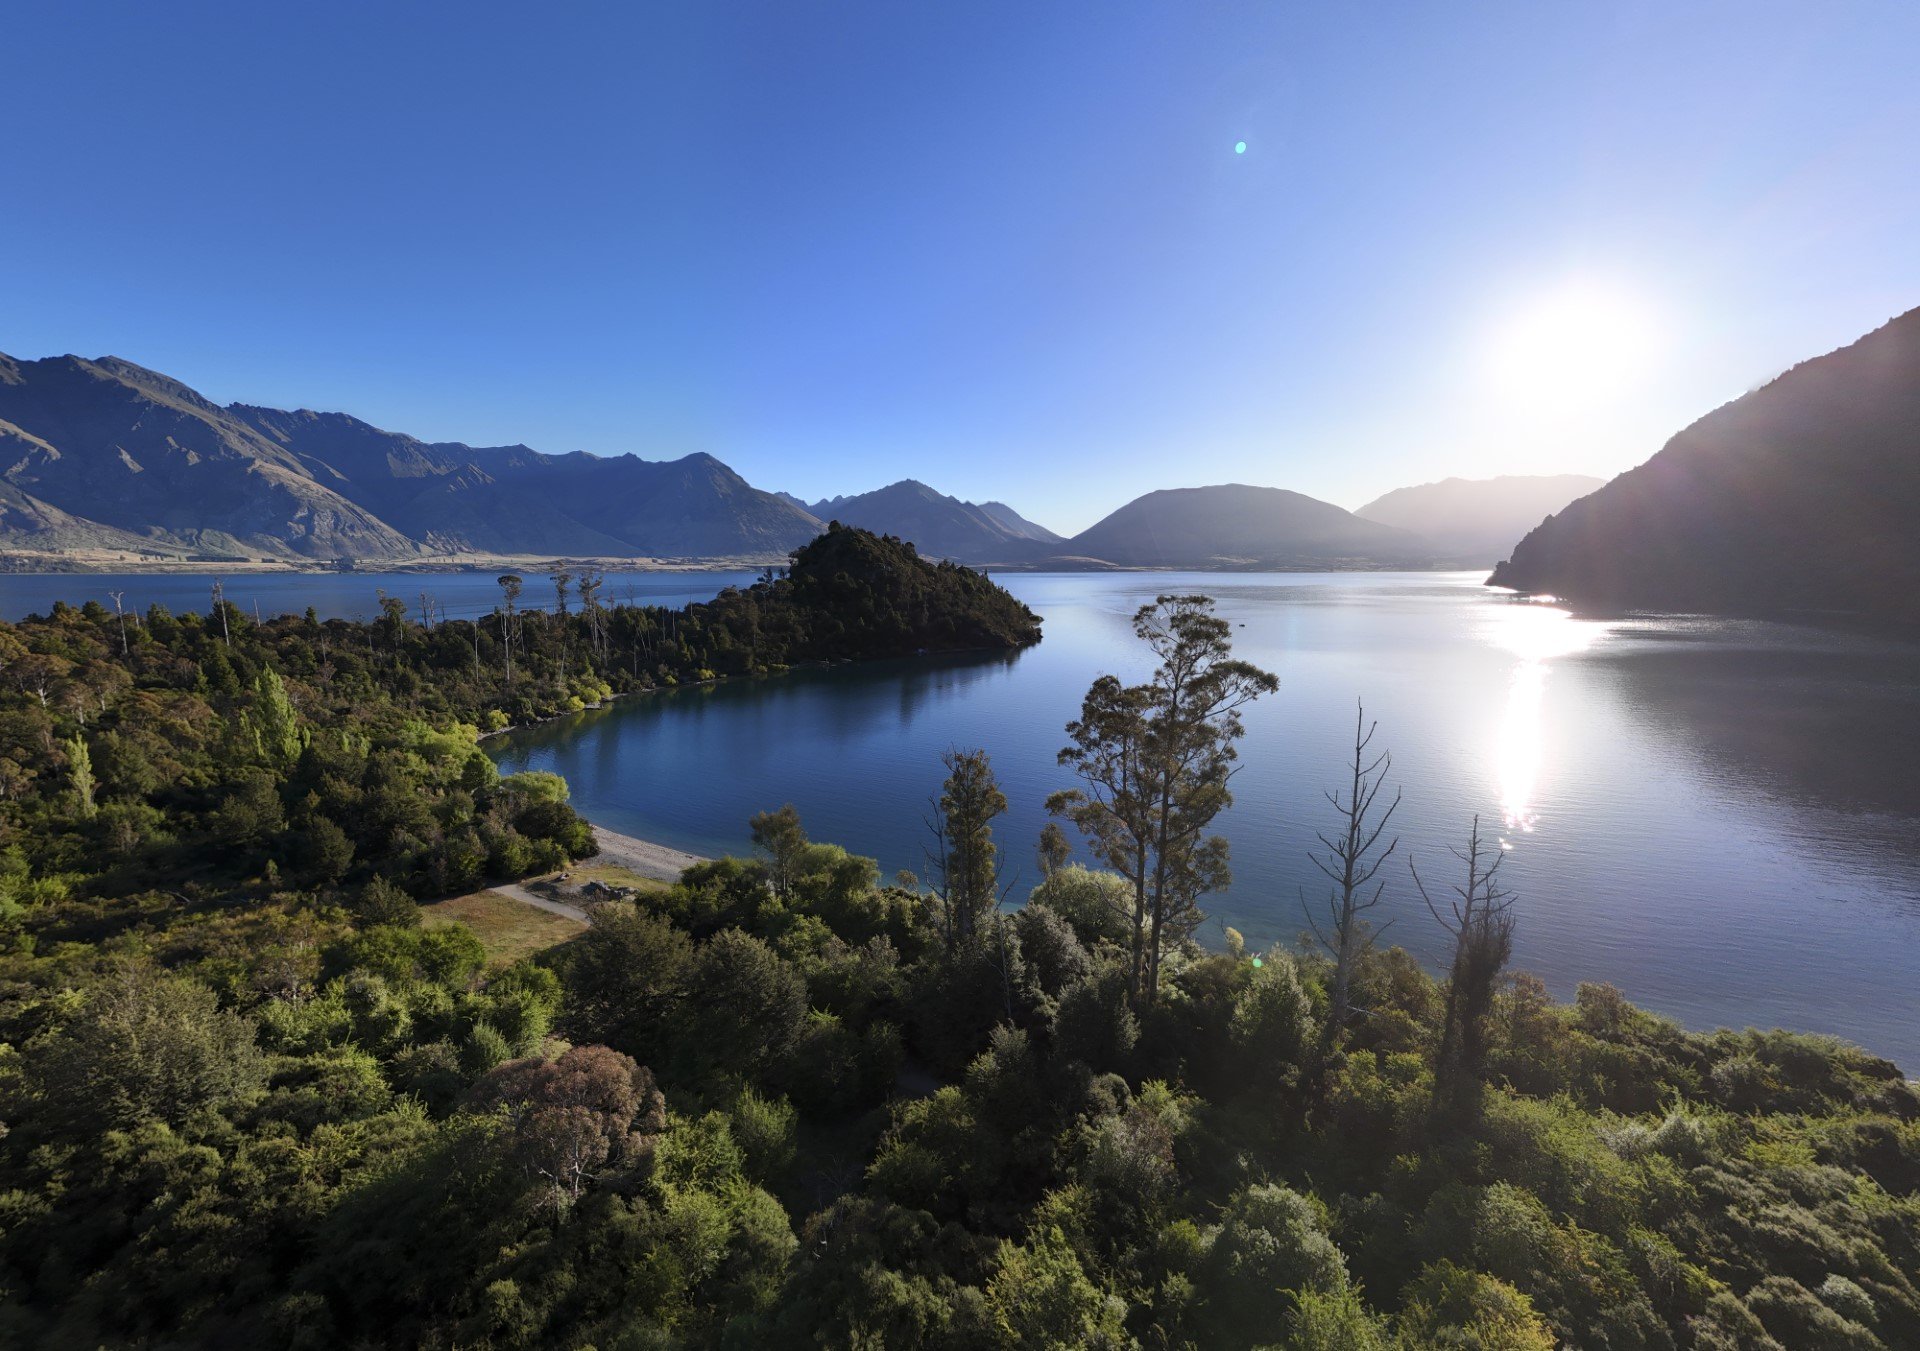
[{"x1": 1482, "y1": 280, "x2": 1666, "y2": 410}]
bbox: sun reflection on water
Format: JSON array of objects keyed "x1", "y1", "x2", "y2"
[{"x1": 1483, "y1": 601, "x2": 1607, "y2": 839}]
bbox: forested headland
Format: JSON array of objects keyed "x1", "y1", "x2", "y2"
[{"x1": 0, "y1": 546, "x2": 1914, "y2": 1350}]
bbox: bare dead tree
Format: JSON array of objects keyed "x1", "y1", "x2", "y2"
[
  {"x1": 107, "y1": 590, "x2": 130, "y2": 656},
  {"x1": 1412, "y1": 815, "x2": 1516, "y2": 1123},
  {"x1": 577, "y1": 568, "x2": 606, "y2": 661},
  {"x1": 210, "y1": 578, "x2": 231, "y2": 647},
  {"x1": 1304, "y1": 700, "x2": 1400, "y2": 1044}
]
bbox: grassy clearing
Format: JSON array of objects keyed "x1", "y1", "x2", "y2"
[{"x1": 421, "y1": 889, "x2": 585, "y2": 966}]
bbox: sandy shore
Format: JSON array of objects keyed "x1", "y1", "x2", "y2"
[{"x1": 589, "y1": 824, "x2": 713, "y2": 882}]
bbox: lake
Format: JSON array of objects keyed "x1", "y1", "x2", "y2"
[
  {"x1": 9, "y1": 566, "x2": 1917, "y2": 1066},
  {"x1": 488, "y1": 571, "x2": 1920, "y2": 1068}
]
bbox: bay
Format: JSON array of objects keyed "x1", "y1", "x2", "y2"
[{"x1": 489, "y1": 570, "x2": 1920, "y2": 1068}]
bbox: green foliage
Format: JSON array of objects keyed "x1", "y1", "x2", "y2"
[
  {"x1": 1229, "y1": 950, "x2": 1314, "y2": 1092},
  {"x1": 0, "y1": 599, "x2": 1915, "y2": 1349},
  {"x1": 1398, "y1": 1260, "x2": 1558, "y2": 1350},
  {"x1": 22, "y1": 961, "x2": 266, "y2": 1132},
  {"x1": 1030, "y1": 864, "x2": 1134, "y2": 949},
  {"x1": 987, "y1": 1223, "x2": 1130, "y2": 1348},
  {"x1": 1200, "y1": 1183, "x2": 1348, "y2": 1345}
]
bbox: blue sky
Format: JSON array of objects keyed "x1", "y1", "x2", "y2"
[{"x1": 7, "y1": 2, "x2": 1919, "y2": 533}]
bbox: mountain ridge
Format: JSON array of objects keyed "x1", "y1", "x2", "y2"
[
  {"x1": 800, "y1": 478, "x2": 1060, "y2": 561},
  {"x1": 0, "y1": 351, "x2": 820, "y2": 562}
]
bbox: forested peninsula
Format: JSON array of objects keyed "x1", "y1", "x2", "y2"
[{"x1": 0, "y1": 531, "x2": 1914, "y2": 1350}]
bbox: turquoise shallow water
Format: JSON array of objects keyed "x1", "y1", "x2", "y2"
[{"x1": 489, "y1": 570, "x2": 1920, "y2": 1069}]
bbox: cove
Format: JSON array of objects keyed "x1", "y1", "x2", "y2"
[{"x1": 489, "y1": 570, "x2": 1920, "y2": 1068}]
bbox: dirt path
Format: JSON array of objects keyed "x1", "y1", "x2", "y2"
[{"x1": 491, "y1": 881, "x2": 590, "y2": 923}]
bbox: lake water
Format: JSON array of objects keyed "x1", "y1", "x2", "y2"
[
  {"x1": 488, "y1": 571, "x2": 1920, "y2": 1069},
  {"x1": 8, "y1": 567, "x2": 1918, "y2": 1066}
]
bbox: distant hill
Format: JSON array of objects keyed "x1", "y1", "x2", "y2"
[
  {"x1": 806, "y1": 479, "x2": 1059, "y2": 561},
  {"x1": 1489, "y1": 307, "x2": 1920, "y2": 627},
  {"x1": 1356, "y1": 473, "x2": 1603, "y2": 566},
  {"x1": 0, "y1": 351, "x2": 820, "y2": 561},
  {"x1": 1059, "y1": 483, "x2": 1432, "y2": 569}
]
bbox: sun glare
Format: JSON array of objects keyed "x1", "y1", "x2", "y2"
[{"x1": 1483, "y1": 280, "x2": 1666, "y2": 410}]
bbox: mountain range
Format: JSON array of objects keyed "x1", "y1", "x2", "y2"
[
  {"x1": 1, "y1": 347, "x2": 1603, "y2": 573},
  {"x1": 1491, "y1": 305, "x2": 1920, "y2": 627},
  {"x1": 0, "y1": 353, "x2": 818, "y2": 563}
]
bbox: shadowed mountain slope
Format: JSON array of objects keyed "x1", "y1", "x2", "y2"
[{"x1": 1489, "y1": 307, "x2": 1920, "y2": 626}]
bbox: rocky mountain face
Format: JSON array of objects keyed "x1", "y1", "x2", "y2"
[
  {"x1": 1489, "y1": 307, "x2": 1920, "y2": 627},
  {"x1": 0, "y1": 355, "x2": 418, "y2": 560},
  {"x1": 1356, "y1": 473, "x2": 1603, "y2": 566},
  {"x1": 1057, "y1": 483, "x2": 1432, "y2": 569},
  {"x1": 0, "y1": 352, "x2": 820, "y2": 561}
]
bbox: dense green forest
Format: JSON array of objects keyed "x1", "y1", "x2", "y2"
[{"x1": 0, "y1": 551, "x2": 1914, "y2": 1349}]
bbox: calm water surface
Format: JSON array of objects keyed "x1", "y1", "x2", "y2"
[{"x1": 487, "y1": 571, "x2": 1920, "y2": 1068}]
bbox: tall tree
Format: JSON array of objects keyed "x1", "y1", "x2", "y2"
[
  {"x1": 1037, "y1": 821, "x2": 1072, "y2": 879},
  {"x1": 1305, "y1": 701, "x2": 1400, "y2": 1044},
  {"x1": 107, "y1": 589, "x2": 130, "y2": 655},
  {"x1": 251, "y1": 668, "x2": 305, "y2": 767},
  {"x1": 1049, "y1": 595, "x2": 1276, "y2": 1007},
  {"x1": 496, "y1": 574, "x2": 523, "y2": 686},
  {"x1": 210, "y1": 578, "x2": 231, "y2": 647},
  {"x1": 925, "y1": 748, "x2": 1008, "y2": 950},
  {"x1": 1413, "y1": 815, "x2": 1516, "y2": 1123},
  {"x1": 576, "y1": 568, "x2": 606, "y2": 660},
  {"x1": 67, "y1": 733, "x2": 96, "y2": 819},
  {"x1": 749, "y1": 803, "x2": 809, "y2": 900}
]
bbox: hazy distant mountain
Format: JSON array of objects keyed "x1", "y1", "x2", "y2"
[
  {"x1": 1489, "y1": 306, "x2": 1920, "y2": 626},
  {"x1": 1356, "y1": 473, "x2": 1603, "y2": 565},
  {"x1": 0, "y1": 351, "x2": 820, "y2": 561},
  {"x1": 975, "y1": 500, "x2": 1063, "y2": 544},
  {"x1": 806, "y1": 479, "x2": 1059, "y2": 560},
  {"x1": 1062, "y1": 484, "x2": 1431, "y2": 568}
]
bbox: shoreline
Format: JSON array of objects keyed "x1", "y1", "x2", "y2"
[{"x1": 588, "y1": 823, "x2": 712, "y2": 883}]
